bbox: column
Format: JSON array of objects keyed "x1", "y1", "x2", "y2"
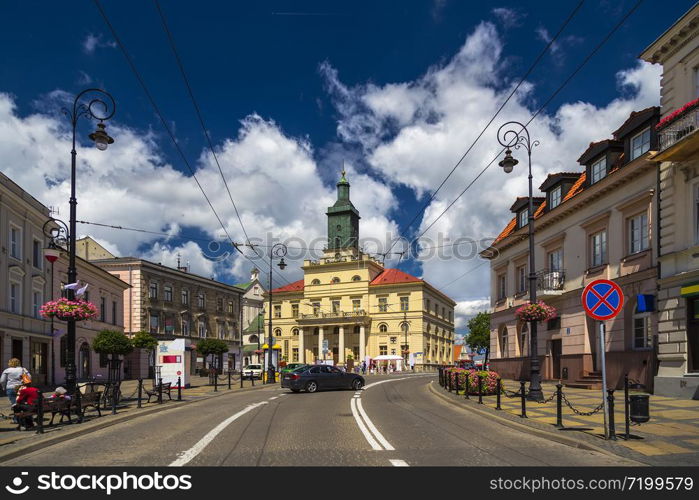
[
  {"x1": 298, "y1": 327, "x2": 304, "y2": 363},
  {"x1": 339, "y1": 326, "x2": 345, "y2": 366},
  {"x1": 359, "y1": 325, "x2": 366, "y2": 363},
  {"x1": 318, "y1": 327, "x2": 324, "y2": 361}
]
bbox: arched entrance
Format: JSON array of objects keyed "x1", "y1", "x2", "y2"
[{"x1": 78, "y1": 342, "x2": 91, "y2": 380}]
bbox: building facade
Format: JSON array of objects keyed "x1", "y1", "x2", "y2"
[
  {"x1": 482, "y1": 108, "x2": 660, "y2": 390},
  {"x1": 641, "y1": 3, "x2": 699, "y2": 398},
  {"x1": 80, "y1": 240, "x2": 244, "y2": 378},
  {"x1": 267, "y1": 172, "x2": 455, "y2": 370}
]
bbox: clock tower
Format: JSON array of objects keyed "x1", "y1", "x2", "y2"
[{"x1": 326, "y1": 169, "x2": 360, "y2": 251}]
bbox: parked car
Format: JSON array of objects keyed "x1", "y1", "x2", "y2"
[
  {"x1": 242, "y1": 364, "x2": 263, "y2": 380},
  {"x1": 280, "y1": 362, "x2": 308, "y2": 374},
  {"x1": 282, "y1": 364, "x2": 365, "y2": 393}
]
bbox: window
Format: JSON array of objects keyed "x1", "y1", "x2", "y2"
[
  {"x1": 32, "y1": 239, "x2": 42, "y2": 269},
  {"x1": 548, "y1": 248, "x2": 563, "y2": 272},
  {"x1": 442, "y1": 306, "x2": 446, "y2": 317},
  {"x1": 519, "y1": 323, "x2": 528, "y2": 356},
  {"x1": 217, "y1": 298, "x2": 223, "y2": 311},
  {"x1": 198, "y1": 293, "x2": 205, "y2": 308},
  {"x1": 379, "y1": 324, "x2": 388, "y2": 333},
  {"x1": 332, "y1": 300, "x2": 340, "y2": 313},
  {"x1": 633, "y1": 314, "x2": 652, "y2": 349},
  {"x1": 549, "y1": 185, "x2": 562, "y2": 209},
  {"x1": 516, "y1": 265, "x2": 527, "y2": 293},
  {"x1": 274, "y1": 305, "x2": 281, "y2": 318},
  {"x1": 518, "y1": 209, "x2": 528, "y2": 228},
  {"x1": 497, "y1": 274, "x2": 506, "y2": 300},
  {"x1": 181, "y1": 289, "x2": 189, "y2": 305},
  {"x1": 150, "y1": 314, "x2": 159, "y2": 334},
  {"x1": 378, "y1": 297, "x2": 388, "y2": 312},
  {"x1": 547, "y1": 317, "x2": 561, "y2": 330},
  {"x1": 331, "y1": 277, "x2": 340, "y2": 284},
  {"x1": 100, "y1": 297, "x2": 106, "y2": 322},
  {"x1": 182, "y1": 318, "x2": 190, "y2": 336},
  {"x1": 400, "y1": 296, "x2": 409, "y2": 311},
  {"x1": 628, "y1": 213, "x2": 649, "y2": 254},
  {"x1": 390, "y1": 336, "x2": 396, "y2": 344},
  {"x1": 10, "y1": 226, "x2": 21, "y2": 259},
  {"x1": 149, "y1": 283, "x2": 158, "y2": 299},
  {"x1": 112, "y1": 301, "x2": 117, "y2": 325},
  {"x1": 32, "y1": 291, "x2": 42, "y2": 319},
  {"x1": 228, "y1": 301, "x2": 234, "y2": 314},
  {"x1": 379, "y1": 345, "x2": 387, "y2": 356},
  {"x1": 9, "y1": 281, "x2": 21, "y2": 314},
  {"x1": 500, "y1": 327, "x2": 508, "y2": 357},
  {"x1": 312, "y1": 302, "x2": 320, "y2": 315},
  {"x1": 99, "y1": 352, "x2": 109, "y2": 368},
  {"x1": 253, "y1": 286, "x2": 260, "y2": 295},
  {"x1": 311, "y1": 279, "x2": 320, "y2": 285},
  {"x1": 292, "y1": 328, "x2": 299, "y2": 336},
  {"x1": 391, "y1": 348, "x2": 396, "y2": 355},
  {"x1": 291, "y1": 303, "x2": 299, "y2": 318},
  {"x1": 352, "y1": 299, "x2": 361, "y2": 311},
  {"x1": 425, "y1": 299, "x2": 431, "y2": 312},
  {"x1": 434, "y1": 303, "x2": 438, "y2": 315},
  {"x1": 591, "y1": 157, "x2": 606, "y2": 184},
  {"x1": 352, "y1": 275, "x2": 361, "y2": 282},
  {"x1": 292, "y1": 348, "x2": 299, "y2": 362},
  {"x1": 198, "y1": 321, "x2": 206, "y2": 338},
  {"x1": 449, "y1": 311, "x2": 452, "y2": 322},
  {"x1": 631, "y1": 128, "x2": 651, "y2": 160},
  {"x1": 164, "y1": 286, "x2": 173, "y2": 302},
  {"x1": 218, "y1": 323, "x2": 225, "y2": 339},
  {"x1": 313, "y1": 327, "x2": 319, "y2": 336},
  {"x1": 591, "y1": 230, "x2": 607, "y2": 267}
]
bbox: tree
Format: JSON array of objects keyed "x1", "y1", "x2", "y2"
[
  {"x1": 195, "y1": 338, "x2": 229, "y2": 373},
  {"x1": 92, "y1": 330, "x2": 134, "y2": 382},
  {"x1": 466, "y1": 312, "x2": 491, "y2": 369},
  {"x1": 132, "y1": 331, "x2": 159, "y2": 379}
]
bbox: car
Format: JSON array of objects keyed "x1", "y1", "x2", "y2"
[
  {"x1": 280, "y1": 362, "x2": 308, "y2": 374},
  {"x1": 281, "y1": 364, "x2": 365, "y2": 393},
  {"x1": 242, "y1": 364, "x2": 263, "y2": 380}
]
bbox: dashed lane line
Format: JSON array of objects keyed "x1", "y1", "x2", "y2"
[{"x1": 389, "y1": 459, "x2": 409, "y2": 467}]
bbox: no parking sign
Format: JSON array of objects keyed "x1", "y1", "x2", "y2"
[{"x1": 582, "y1": 279, "x2": 624, "y2": 320}]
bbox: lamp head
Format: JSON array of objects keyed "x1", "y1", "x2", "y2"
[
  {"x1": 498, "y1": 149, "x2": 518, "y2": 173},
  {"x1": 277, "y1": 258, "x2": 287, "y2": 270},
  {"x1": 89, "y1": 122, "x2": 114, "y2": 151},
  {"x1": 43, "y1": 247, "x2": 60, "y2": 263}
]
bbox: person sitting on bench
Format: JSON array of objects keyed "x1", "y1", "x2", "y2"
[{"x1": 13, "y1": 381, "x2": 40, "y2": 430}]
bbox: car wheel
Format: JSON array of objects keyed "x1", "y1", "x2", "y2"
[
  {"x1": 305, "y1": 381, "x2": 318, "y2": 393},
  {"x1": 352, "y1": 378, "x2": 364, "y2": 391}
]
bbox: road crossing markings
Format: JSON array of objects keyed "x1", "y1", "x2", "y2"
[
  {"x1": 170, "y1": 401, "x2": 268, "y2": 466},
  {"x1": 389, "y1": 459, "x2": 409, "y2": 467}
]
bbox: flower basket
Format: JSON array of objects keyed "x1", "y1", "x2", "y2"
[
  {"x1": 40, "y1": 298, "x2": 98, "y2": 321},
  {"x1": 445, "y1": 368, "x2": 500, "y2": 395},
  {"x1": 656, "y1": 97, "x2": 699, "y2": 130},
  {"x1": 515, "y1": 301, "x2": 556, "y2": 322}
]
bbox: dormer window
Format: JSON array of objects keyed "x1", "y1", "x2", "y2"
[
  {"x1": 630, "y1": 128, "x2": 651, "y2": 160},
  {"x1": 518, "y1": 209, "x2": 528, "y2": 228},
  {"x1": 549, "y1": 185, "x2": 562, "y2": 209},
  {"x1": 591, "y1": 157, "x2": 606, "y2": 184}
]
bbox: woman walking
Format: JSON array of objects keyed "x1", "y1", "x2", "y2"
[{"x1": 0, "y1": 358, "x2": 30, "y2": 406}]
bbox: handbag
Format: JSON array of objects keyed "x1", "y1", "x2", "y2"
[{"x1": 21, "y1": 369, "x2": 31, "y2": 385}]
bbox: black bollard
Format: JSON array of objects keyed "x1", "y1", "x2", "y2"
[
  {"x1": 112, "y1": 386, "x2": 117, "y2": 415},
  {"x1": 478, "y1": 375, "x2": 483, "y2": 404},
  {"x1": 36, "y1": 396, "x2": 44, "y2": 434},
  {"x1": 214, "y1": 368, "x2": 218, "y2": 392},
  {"x1": 240, "y1": 370, "x2": 244, "y2": 389},
  {"x1": 556, "y1": 383, "x2": 563, "y2": 428},
  {"x1": 464, "y1": 374, "x2": 470, "y2": 400},
  {"x1": 177, "y1": 376, "x2": 182, "y2": 401},
  {"x1": 137, "y1": 378, "x2": 143, "y2": 408},
  {"x1": 158, "y1": 381, "x2": 163, "y2": 404},
  {"x1": 624, "y1": 374, "x2": 630, "y2": 440},
  {"x1": 250, "y1": 371, "x2": 255, "y2": 387},
  {"x1": 228, "y1": 370, "x2": 232, "y2": 390},
  {"x1": 607, "y1": 389, "x2": 617, "y2": 440},
  {"x1": 495, "y1": 378, "x2": 502, "y2": 410},
  {"x1": 520, "y1": 380, "x2": 527, "y2": 418},
  {"x1": 454, "y1": 372, "x2": 460, "y2": 395}
]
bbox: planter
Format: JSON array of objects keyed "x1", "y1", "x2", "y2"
[
  {"x1": 445, "y1": 368, "x2": 500, "y2": 395},
  {"x1": 40, "y1": 298, "x2": 98, "y2": 321},
  {"x1": 515, "y1": 300, "x2": 557, "y2": 323}
]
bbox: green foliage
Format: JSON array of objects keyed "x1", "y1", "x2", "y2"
[
  {"x1": 92, "y1": 330, "x2": 134, "y2": 356},
  {"x1": 466, "y1": 312, "x2": 491, "y2": 351},
  {"x1": 131, "y1": 331, "x2": 159, "y2": 352},
  {"x1": 195, "y1": 338, "x2": 229, "y2": 358}
]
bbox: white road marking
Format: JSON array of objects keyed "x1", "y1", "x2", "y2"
[
  {"x1": 351, "y1": 397, "x2": 382, "y2": 450},
  {"x1": 170, "y1": 401, "x2": 268, "y2": 466},
  {"x1": 363, "y1": 378, "x2": 408, "y2": 390},
  {"x1": 269, "y1": 396, "x2": 279, "y2": 400},
  {"x1": 390, "y1": 459, "x2": 409, "y2": 467},
  {"x1": 356, "y1": 398, "x2": 394, "y2": 450}
]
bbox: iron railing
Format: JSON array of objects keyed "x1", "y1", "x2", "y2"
[
  {"x1": 658, "y1": 107, "x2": 699, "y2": 151},
  {"x1": 536, "y1": 269, "x2": 565, "y2": 291}
]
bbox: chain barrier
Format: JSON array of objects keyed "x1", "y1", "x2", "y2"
[
  {"x1": 534, "y1": 391, "x2": 557, "y2": 404},
  {"x1": 500, "y1": 387, "x2": 522, "y2": 399},
  {"x1": 561, "y1": 393, "x2": 605, "y2": 416}
]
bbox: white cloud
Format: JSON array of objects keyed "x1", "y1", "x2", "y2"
[
  {"x1": 455, "y1": 299, "x2": 491, "y2": 328},
  {"x1": 492, "y1": 7, "x2": 524, "y2": 29},
  {"x1": 82, "y1": 33, "x2": 116, "y2": 54}
]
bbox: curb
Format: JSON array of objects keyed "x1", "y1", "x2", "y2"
[
  {"x1": 0, "y1": 382, "x2": 273, "y2": 464},
  {"x1": 427, "y1": 381, "x2": 646, "y2": 465}
]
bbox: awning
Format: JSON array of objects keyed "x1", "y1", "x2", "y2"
[{"x1": 241, "y1": 344, "x2": 260, "y2": 354}]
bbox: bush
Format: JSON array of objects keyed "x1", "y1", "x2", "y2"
[{"x1": 445, "y1": 367, "x2": 499, "y2": 395}]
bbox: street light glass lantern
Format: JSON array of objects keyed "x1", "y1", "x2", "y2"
[
  {"x1": 498, "y1": 148, "x2": 518, "y2": 173},
  {"x1": 277, "y1": 258, "x2": 287, "y2": 270},
  {"x1": 89, "y1": 122, "x2": 114, "y2": 151}
]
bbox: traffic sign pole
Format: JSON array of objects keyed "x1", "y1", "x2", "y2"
[{"x1": 599, "y1": 321, "x2": 609, "y2": 439}]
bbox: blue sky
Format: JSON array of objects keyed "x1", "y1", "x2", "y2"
[{"x1": 0, "y1": 0, "x2": 693, "y2": 331}]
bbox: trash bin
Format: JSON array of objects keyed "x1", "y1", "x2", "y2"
[{"x1": 629, "y1": 394, "x2": 650, "y2": 423}]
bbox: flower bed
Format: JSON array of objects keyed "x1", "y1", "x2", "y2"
[
  {"x1": 656, "y1": 97, "x2": 699, "y2": 130},
  {"x1": 515, "y1": 300, "x2": 557, "y2": 322},
  {"x1": 444, "y1": 367, "x2": 499, "y2": 395},
  {"x1": 40, "y1": 298, "x2": 98, "y2": 321}
]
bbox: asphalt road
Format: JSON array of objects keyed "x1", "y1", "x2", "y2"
[{"x1": 2, "y1": 374, "x2": 637, "y2": 466}]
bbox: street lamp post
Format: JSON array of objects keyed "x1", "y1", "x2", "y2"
[
  {"x1": 496, "y1": 121, "x2": 543, "y2": 402},
  {"x1": 402, "y1": 312, "x2": 409, "y2": 371},
  {"x1": 266, "y1": 243, "x2": 287, "y2": 384},
  {"x1": 63, "y1": 89, "x2": 116, "y2": 393}
]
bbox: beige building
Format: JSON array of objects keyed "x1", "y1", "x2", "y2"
[
  {"x1": 267, "y1": 172, "x2": 455, "y2": 370},
  {"x1": 482, "y1": 107, "x2": 660, "y2": 390},
  {"x1": 79, "y1": 239, "x2": 244, "y2": 377},
  {"x1": 641, "y1": 3, "x2": 699, "y2": 398}
]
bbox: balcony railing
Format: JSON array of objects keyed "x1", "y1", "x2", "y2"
[
  {"x1": 536, "y1": 269, "x2": 565, "y2": 292},
  {"x1": 658, "y1": 107, "x2": 699, "y2": 152},
  {"x1": 300, "y1": 309, "x2": 367, "y2": 319}
]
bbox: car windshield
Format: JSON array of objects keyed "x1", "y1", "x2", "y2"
[{"x1": 245, "y1": 365, "x2": 261, "y2": 370}]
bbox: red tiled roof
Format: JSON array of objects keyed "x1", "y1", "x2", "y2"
[
  {"x1": 453, "y1": 344, "x2": 463, "y2": 361},
  {"x1": 271, "y1": 279, "x2": 304, "y2": 293},
  {"x1": 493, "y1": 217, "x2": 516, "y2": 244},
  {"x1": 563, "y1": 172, "x2": 586, "y2": 202},
  {"x1": 370, "y1": 268, "x2": 423, "y2": 286}
]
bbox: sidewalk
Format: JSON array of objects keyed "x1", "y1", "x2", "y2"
[
  {"x1": 0, "y1": 374, "x2": 265, "y2": 460},
  {"x1": 435, "y1": 377, "x2": 699, "y2": 466}
]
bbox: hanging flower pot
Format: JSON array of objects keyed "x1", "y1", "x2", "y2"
[
  {"x1": 515, "y1": 300, "x2": 557, "y2": 322},
  {"x1": 40, "y1": 298, "x2": 98, "y2": 322}
]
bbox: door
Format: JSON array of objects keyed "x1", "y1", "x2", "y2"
[
  {"x1": 551, "y1": 340, "x2": 562, "y2": 380},
  {"x1": 688, "y1": 298, "x2": 699, "y2": 372},
  {"x1": 12, "y1": 339, "x2": 23, "y2": 365},
  {"x1": 30, "y1": 341, "x2": 48, "y2": 385},
  {"x1": 322, "y1": 365, "x2": 344, "y2": 389},
  {"x1": 78, "y1": 342, "x2": 91, "y2": 379}
]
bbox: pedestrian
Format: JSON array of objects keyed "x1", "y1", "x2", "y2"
[
  {"x1": 13, "y1": 381, "x2": 40, "y2": 430},
  {"x1": 0, "y1": 358, "x2": 30, "y2": 407},
  {"x1": 361, "y1": 361, "x2": 366, "y2": 375}
]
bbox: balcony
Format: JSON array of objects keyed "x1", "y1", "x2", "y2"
[
  {"x1": 536, "y1": 269, "x2": 565, "y2": 297},
  {"x1": 654, "y1": 107, "x2": 699, "y2": 161},
  {"x1": 298, "y1": 309, "x2": 369, "y2": 324}
]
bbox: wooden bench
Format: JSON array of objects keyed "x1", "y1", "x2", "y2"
[
  {"x1": 144, "y1": 383, "x2": 172, "y2": 403},
  {"x1": 13, "y1": 396, "x2": 73, "y2": 430},
  {"x1": 75, "y1": 390, "x2": 102, "y2": 420}
]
